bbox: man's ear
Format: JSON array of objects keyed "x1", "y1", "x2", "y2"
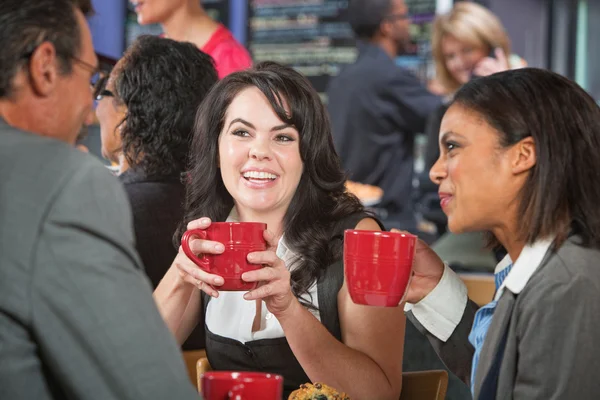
[
  {"x1": 27, "y1": 42, "x2": 60, "y2": 96},
  {"x1": 511, "y1": 136, "x2": 536, "y2": 175}
]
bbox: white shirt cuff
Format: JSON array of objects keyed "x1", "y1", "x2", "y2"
[{"x1": 404, "y1": 264, "x2": 468, "y2": 342}]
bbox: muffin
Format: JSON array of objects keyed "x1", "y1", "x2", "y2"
[{"x1": 288, "y1": 382, "x2": 351, "y2": 400}]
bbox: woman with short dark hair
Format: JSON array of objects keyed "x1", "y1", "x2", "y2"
[
  {"x1": 405, "y1": 67, "x2": 600, "y2": 399},
  {"x1": 154, "y1": 62, "x2": 406, "y2": 399}
]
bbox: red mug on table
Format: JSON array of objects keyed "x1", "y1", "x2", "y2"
[
  {"x1": 181, "y1": 222, "x2": 267, "y2": 291},
  {"x1": 344, "y1": 230, "x2": 416, "y2": 307},
  {"x1": 201, "y1": 371, "x2": 283, "y2": 400}
]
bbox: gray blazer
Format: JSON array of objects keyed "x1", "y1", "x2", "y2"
[
  {"x1": 0, "y1": 119, "x2": 199, "y2": 399},
  {"x1": 410, "y1": 236, "x2": 600, "y2": 399}
]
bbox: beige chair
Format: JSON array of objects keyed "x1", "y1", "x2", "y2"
[
  {"x1": 182, "y1": 349, "x2": 206, "y2": 385},
  {"x1": 196, "y1": 356, "x2": 213, "y2": 393},
  {"x1": 196, "y1": 357, "x2": 448, "y2": 400},
  {"x1": 459, "y1": 273, "x2": 496, "y2": 306},
  {"x1": 432, "y1": 231, "x2": 497, "y2": 273}
]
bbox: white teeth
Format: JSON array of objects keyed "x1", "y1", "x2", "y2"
[{"x1": 243, "y1": 171, "x2": 277, "y2": 180}]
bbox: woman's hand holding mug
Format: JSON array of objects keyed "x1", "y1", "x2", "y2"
[
  {"x1": 390, "y1": 229, "x2": 445, "y2": 304},
  {"x1": 241, "y1": 230, "x2": 296, "y2": 318},
  {"x1": 178, "y1": 218, "x2": 268, "y2": 296},
  {"x1": 175, "y1": 217, "x2": 225, "y2": 297}
]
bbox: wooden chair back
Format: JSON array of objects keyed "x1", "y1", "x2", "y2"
[
  {"x1": 182, "y1": 350, "x2": 206, "y2": 385},
  {"x1": 195, "y1": 357, "x2": 448, "y2": 399}
]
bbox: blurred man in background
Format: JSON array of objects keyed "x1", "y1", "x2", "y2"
[{"x1": 327, "y1": 0, "x2": 441, "y2": 231}]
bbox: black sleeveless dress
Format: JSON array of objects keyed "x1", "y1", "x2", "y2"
[{"x1": 202, "y1": 213, "x2": 381, "y2": 398}]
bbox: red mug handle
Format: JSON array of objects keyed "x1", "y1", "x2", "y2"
[
  {"x1": 228, "y1": 384, "x2": 245, "y2": 400},
  {"x1": 181, "y1": 229, "x2": 211, "y2": 272}
]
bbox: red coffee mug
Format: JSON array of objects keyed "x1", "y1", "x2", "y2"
[
  {"x1": 201, "y1": 371, "x2": 283, "y2": 400},
  {"x1": 344, "y1": 230, "x2": 416, "y2": 307},
  {"x1": 181, "y1": 222, "x2": 267, "y2": 291}
]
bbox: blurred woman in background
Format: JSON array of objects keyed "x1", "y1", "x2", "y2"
[
  {"x1": 418, "y1": 2, "x2": 525, "y2": 243},
  {"x1": 426, "y1": 2, "x2": 527, "y2": 166},
  {"x1": 132, "y1": 0, "x2": 252, "y2": 78},
  {"x1": 430, "y1": 1, "x2": 524, "y2": 97}
]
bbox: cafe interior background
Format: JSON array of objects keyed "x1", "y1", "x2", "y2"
[
  {"x1": 84, "y1": 0, "x2": 600, "y2": 170},
  {"x1": 82, "y1": 0, "x2": 600, "y2": 266},
  {"x1": 30, "y1": 1, "x2": 599, "y2": 398}
]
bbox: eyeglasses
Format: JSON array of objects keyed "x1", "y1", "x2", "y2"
[
  {"x1": 71, "y1": 56, "x2": 112, "y2": 99},
  {"x1": 95, "y1": 88, "x2": 114, "y2": 101},
  {"x1": 93, "y1": 74, "x2": 114, "y2": 100}
]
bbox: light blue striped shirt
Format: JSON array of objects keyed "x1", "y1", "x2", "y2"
[{"x1": 468, "y1": 263, "x2": 513, "y2": 394}]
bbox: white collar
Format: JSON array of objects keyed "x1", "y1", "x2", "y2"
[
  {"x1": 225, "y1": 208, "x2": 296, "y2": 265},
  {"x1": 494, "y1": 237, "x2": 554, "y2": 300}
]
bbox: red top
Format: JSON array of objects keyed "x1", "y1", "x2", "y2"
[{"x1": 201, "y1": 25, "x2": 252, "y2": 79}]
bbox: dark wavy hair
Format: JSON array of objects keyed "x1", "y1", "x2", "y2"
[
  {"x1": 112, "y1": 35, "x2": 218, "y2": 177},
  {"x1": 452, "y1": 68, "x2": 600, "y2": 248},
  {"x1": 179, "y1": 61, "x2": 366, "y2": 302}
]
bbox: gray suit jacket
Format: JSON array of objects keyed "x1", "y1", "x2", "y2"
[
  {"x1": 411, "y1": 236, "x2": 600, "y2": 399},
  {"x1": 0, "y1": 119, "x2": 199, "y2": 399}
]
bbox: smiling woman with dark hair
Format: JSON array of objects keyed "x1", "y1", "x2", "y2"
[
  {"x1": 154, "y1": 61, "x2": 407, "y2": 399},
  {"x1": 401, "y1": 68, "x2": 600, "y2": 399}
]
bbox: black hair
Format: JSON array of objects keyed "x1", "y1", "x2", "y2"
[
  {"x1": 113, "y1": 35, "x2": 218, "y2": 176},
  {"x1": 180, "y1": 61, "x2": 366, "y2": 303},
  {"x1": 346, "y1": 0, "x2": 393, "y2": 40},
  {"x1": 452, "y1": 68, "x2": 600, "y2": 248}
]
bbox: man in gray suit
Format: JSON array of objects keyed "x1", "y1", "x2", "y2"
[{"x1": 0, "y1": 1, "x2": 199, "y2": 398}]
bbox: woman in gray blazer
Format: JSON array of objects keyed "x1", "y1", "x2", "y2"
[{"x1": 403, "y1": 68, "x2": 600, "y2": 399}]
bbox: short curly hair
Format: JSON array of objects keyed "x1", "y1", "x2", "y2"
[{"x1": 113, "y1": 35, "x2": 218, "y2": 176}]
